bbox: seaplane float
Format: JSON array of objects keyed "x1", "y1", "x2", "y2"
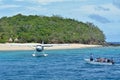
[
  {"x1": 10, "y1": 42, "x2": 68, "y2": 57},
  {"x1": 84, "y1": 58, "x2": 114, "y2": 65}
]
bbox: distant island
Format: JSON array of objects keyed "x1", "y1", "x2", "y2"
[
  {"x1": 0, "y1": 14, "x2": 105, "y2": 44},
  {"x1": 107, "y1": 42, "x2": 120, "y2": 46}
]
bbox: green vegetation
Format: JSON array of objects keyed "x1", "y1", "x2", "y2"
[{"x1": 0, "y1": 14, "x2": 105, "y2": 44}]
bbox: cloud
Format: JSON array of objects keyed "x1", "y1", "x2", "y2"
[
  {"x1": 14, "y1": 0, "x2": 65, "y2": 5},
  {"x1": 0, "y1": 0, "x2": 3, "y2": 4},
  {"x1": 26, "y1": 6, "x2": 47, "y2": 11},
  {"x1": 75, "y1": 3, "x2": 120, "y2": 22},
  {"x1": 14, "y1": 0, "x2": 89, "y2": 3},
  {"x1": 78, "y1": 5, "x2": 109, "y2": 16},
  {"x1": 14, "y1": 0, "x2": 24, "y2": 1},
  {"x1": 113, "y1": 0, "x2": 120, "y2": 9},
  {"x1": 88, "y1": 14, "x2": 110, "y2": 23},
  {"x1": 95, "y1": 6, "x2": 110, "y2": 11},
  {"x1": 31, "y1": 0, "x2": 88, "y2": 4},
  {"x1": 102, "y1": 3, "x2": 120, "y2": 16},
  {"x1": 34, "y1": 0, "x2": 64, "y2": 3},
  {"x1": 0, "y1": 4, "x2": 20, "y2": 9},
  {"x1": 79, "y1": 4, "x2": 117, "y2": 15}
]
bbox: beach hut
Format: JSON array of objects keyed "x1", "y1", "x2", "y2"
[
  {"x1": 8, "y1": 38, "x2": 13, "y2": 42},
  {"x1": 14, "y1": 38, "x2": 19, "y2": 42}
]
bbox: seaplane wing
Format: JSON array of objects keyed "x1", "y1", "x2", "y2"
[
  {"x1": 9, "y1": 43, "x2": 69, "y2": 47},
  {"x1": 8, "y1": 43, "x2": 69, "y2": 57}
]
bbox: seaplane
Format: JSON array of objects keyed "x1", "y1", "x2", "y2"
[
  {"x1": 31, "y1": 42, "x2": 52, "y2": 57},
  {"x1": 10, "y1": 42, "x2": 68, "y2": 57}
]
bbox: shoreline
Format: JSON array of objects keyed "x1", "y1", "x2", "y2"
[{"x1": 0, "y1": 43, "x2": 102, "y2": 51}]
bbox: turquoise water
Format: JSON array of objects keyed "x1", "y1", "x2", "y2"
[{"x1": 0, "y1": 47, "x2": 120, "y2": 80}]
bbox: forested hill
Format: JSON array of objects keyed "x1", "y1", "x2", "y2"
[{"x1": 0, "y1": 14, "x2": 105, "y2": 44}]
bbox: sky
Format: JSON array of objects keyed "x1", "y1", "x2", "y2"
[{"x1": 0, "y1": 0, "x2": 120, "y2": 42}]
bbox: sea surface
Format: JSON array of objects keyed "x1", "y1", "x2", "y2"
[{"x1": 0, "y1": 47, "x2": 120, "y2": 80}]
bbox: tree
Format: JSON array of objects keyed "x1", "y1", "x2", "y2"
[{"x1": 0, "y1": 14, "x2": 106, "y2": 44}]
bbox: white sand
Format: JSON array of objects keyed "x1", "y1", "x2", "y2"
[{"x1": 0, "y1": 43, "x2": 101, "y2": 51}]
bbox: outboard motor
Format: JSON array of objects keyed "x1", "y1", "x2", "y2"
[{"x1": 36, "y1": 46, "x2": 44, "y2": 52}]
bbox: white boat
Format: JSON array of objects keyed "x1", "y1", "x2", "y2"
[
  {"x1": 32, "y1": 53, "x2": 48, "y2": 57},
  {"x1": 84, "y1": 59, "x2": 113, "y2": 65}
]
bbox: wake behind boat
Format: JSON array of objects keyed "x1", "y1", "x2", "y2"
[{"x1": 84, "y1": 58, "x2": 114, "y2": 65}]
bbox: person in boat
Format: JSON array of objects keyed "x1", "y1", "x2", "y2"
[
  {"x1": 90, "y1": 53, "x2": 93, "y2": 61},
  {"x1": 107, "y1": 59, "x2": 110, "y2": 63},
  {"x1": 96, "y1": 58, "x2": 106, "y2": 62},
  {"x1": 110, "y1": 59, "x2": 114, "y2": 64},
  {"x1": 95, "y1": 58, "x2": 114, "y2": 64},
  {"x1": 107, "y1": 58, "x2": 114, "y2": 64},
  {"x1": 96, "y1": 57, "x2": 100, "y2": 62}
]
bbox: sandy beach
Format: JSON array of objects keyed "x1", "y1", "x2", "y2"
[{"x1": 0, "y1": 43, "x2": 101, "y2": 51}]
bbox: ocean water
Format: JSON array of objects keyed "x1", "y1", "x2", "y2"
[{"x1": 0, "y1": 47, "x2": 120, "y2": 80}]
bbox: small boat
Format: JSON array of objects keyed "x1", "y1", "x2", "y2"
[
  {"x1": 32, "y1": 53, "x2": 48, "y2": 57},
  {"x1": 84, "y1": 59, "x2": 114, "y2": 65}
]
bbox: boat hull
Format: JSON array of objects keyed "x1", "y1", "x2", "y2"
[{"x1": 84, "y1": 59, "x2": 113, "y2": 65}]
